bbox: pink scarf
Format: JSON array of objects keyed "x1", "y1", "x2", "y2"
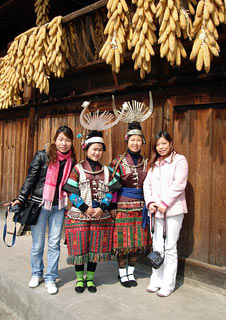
[{"x1": 43, "y1": 150, "x2": 72, "y2": 210}]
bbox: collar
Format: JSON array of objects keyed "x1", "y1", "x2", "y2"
[{"x1": 155, "y1": 151, "x2": 176, "y2": 166}]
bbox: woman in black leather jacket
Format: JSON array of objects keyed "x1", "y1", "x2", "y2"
[{"x1": 11, "y1": 125, "x2": 76, "y2": 295}]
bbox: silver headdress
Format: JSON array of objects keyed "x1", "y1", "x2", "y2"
[
  {"x1": 80, "y1": 100, "x2": 125, "y2": 131},
  {"x1": 112, "y1": 91, "x2": 153, "y2": 124},
  {"x1": 112, "y1": 91, "x2": 153, "y2": 143},
  {"x1": 79, "y1": 100, "x2": 126, "y2": 150}
]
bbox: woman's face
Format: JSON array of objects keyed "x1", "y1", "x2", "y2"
[
  {"x1": 87, "y1": 143, "x2": 103, "y2": 162},
  {"x1": 128, "y1": 135, "x2": 143, "y2": 153},
  {"x1": 156, "y1": 137, "x2": 172, "y2": 158},
  {"x1": 55, "y1": 132, "x2": 72, "y2": 153}
]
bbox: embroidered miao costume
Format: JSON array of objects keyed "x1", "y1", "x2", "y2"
[
  {"x1": 109, "y1": 152, "x2": 151, "y2": 255},
  {"x1": 110, "y1": 92, "x2": 153, "y2": 287},
  {"x1": 64, "y1": 160, "x2": 114, "y2": 265}
]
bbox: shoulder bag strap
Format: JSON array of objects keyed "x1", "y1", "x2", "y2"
[
  {"x1": 111, "y1": 151, "x2": 127, "y2": 179},
  {"x1": 3, "y1": 207, "x2": 17, "y2": 247}
]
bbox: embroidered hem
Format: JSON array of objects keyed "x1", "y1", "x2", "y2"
[{"x1": 66, "y1": 252, "x2": 112, "y2": 265}]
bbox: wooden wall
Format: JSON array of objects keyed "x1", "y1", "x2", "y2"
[
  {"x1": 0, "y1": 119, "x2": 28, "y2": 203},
  {"x1": 175, "y1": 106, "x2": 226, "y2": 268}
]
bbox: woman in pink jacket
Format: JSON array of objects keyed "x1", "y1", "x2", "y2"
[{"x1": 143, "y1": 131, "x2": 188, "y2": 297}]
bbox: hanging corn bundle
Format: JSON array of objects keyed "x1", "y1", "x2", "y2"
[
  {"x1": 187, "y1": 0, "x2": 198, "y2": 15},
  {"x1": 0, "y1": 16, "x2": 70, "y2": 109},
  {"x1": 189, "y1": 0, "x2": 225, "y2": 73},
  {"x1": 157, "y1": 0, "x2": 193, "y2": 67},
  {"x1": 35, "y1": 0, "x2": 50, "y2": 26},
  {"x1": 94, "y1": 10, "x2": 107, "y2": 59},
  {"x1": 179, "y1": 0, "x2": 195, "y2": 39},
  {"x1": 68, "y1": 22, "x2": 77, "y2": 55},
  {"x1": 131, "y1": 0, "x2": 157, "y2": 79},
  {"x1": 99, "y1": 0, "x2": 131, "y2": 73}
]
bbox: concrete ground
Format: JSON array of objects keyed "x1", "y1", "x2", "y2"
[
  {"x1": 0, "y1": 209, "x2": 225, "y2": 320},
  {"x1": 0, "y1": 300, "x2": 16, "y2": 320}
]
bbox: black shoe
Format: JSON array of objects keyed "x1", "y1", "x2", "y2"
[
  {"x1": 128, "y1": 274, "x2": 137, "y2": 287},
  {"x1": 129, "y1": 279, "x2": 138, "y2": 287},
  {"x1": 86, "y1": 280, "x2": 97, "y2": 293},
  {"x1": 75, "y1": 280, "x2": 85, "y2": 294},
  {"x1": 118, "y1": 275, "x2": 132, "y2": 288}
]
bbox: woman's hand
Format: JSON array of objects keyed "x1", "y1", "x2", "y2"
[
  {"x1": 148, "y1": 202, "x2": 158, "y2": 214},
  {"x1": 92, "y1": 207, "x2": 103, "y2": 219},
  {"x1": 84, "y1": 207, "x2": 95, "y2": 219},
  {"x1": 158, "y1": 203, "x2": 167, "y2": 214},
  {"x1": 110, "y1": 209, "x2": 117, "y2": 219},
  {"x1": 4, "y1": 199, "x2": 21, "y2": 207}
]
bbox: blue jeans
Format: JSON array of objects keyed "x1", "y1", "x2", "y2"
[{"x1": 30, "y1": 205, "x2": 65, "y2": 282}]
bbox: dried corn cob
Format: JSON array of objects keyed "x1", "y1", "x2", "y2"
[
  {"x1": 94, "y1": 10, "x2": 107, "y2": 59},
  {"x1": 0, "y1": 16, "x2": 71, "y2": 109},
  {"x1": 35, "y1": 0, "x2": 50, "y2": 26},
  {"x1": 99, "y1": 0, "x2": 131, "y2": 73},
  {"x1": 190, "y1": 0, "x2": 224, "y2": 73},
  {"x1": 157, "y1": 0, "x2": 191, "y2": 67},
  {"x1": 131, "y1": 0, "x2": 157, "y2": 79}
]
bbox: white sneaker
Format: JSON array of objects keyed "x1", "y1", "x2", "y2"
[
  {"x1": 146, "y1": 285, "x2": 160, "y2": 293},
  {"x1": 29, "y1": 276, "x2": 43, "y2": 288},
  {"x1": 45, "y1": 282, "x2": 58, "y2": 295},
  {"x1": 157, "y1": 288, "x2": 173, "y2": 297}
]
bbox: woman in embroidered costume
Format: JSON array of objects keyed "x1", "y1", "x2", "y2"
[
  {"x1": 63, "y1": 101, "x2": 120, "y2": 294},
  {"x1": 109, "y1": 93, "x2": 153, "y2": 288},
  {"x1": 10, "y1": 126, "x2": 76, "y2": 295}
]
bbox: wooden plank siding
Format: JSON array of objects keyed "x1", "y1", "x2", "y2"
[
  {"x1": 174, "y1": 106, "x2": 226, "y2": 268},
  {"x1": 0, "y1": 119, "x2": 28, "y2": 203}
]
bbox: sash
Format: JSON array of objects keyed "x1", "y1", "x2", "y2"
[{"x1": 118, "y1": 187, "x2": 149, "y2": 229}]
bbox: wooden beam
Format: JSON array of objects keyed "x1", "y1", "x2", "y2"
[
  {"x1": 62, "y1": 0, "x2": 108, "y2": 24},
  {"x1": 178, "y1": 257, "x2": 226, "y2": 290}
]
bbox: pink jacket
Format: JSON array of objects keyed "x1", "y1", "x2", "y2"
[{"x1": 143, "y1": 152, "x2": 188, "y2": 218}]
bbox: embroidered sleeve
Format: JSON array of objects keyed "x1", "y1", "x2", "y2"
[
  {"x1": 65, "y1": 165, "x2": 90, "y2": 213},
  {"x1": 63, "y1": 165, "x2": 80, "y2": 194},
  {"x1": 99, "y1": 192, "x2": 113, "y2": 211},
  {"x1": 69, "y1": 193, "x2": 84, "y2": 208}
]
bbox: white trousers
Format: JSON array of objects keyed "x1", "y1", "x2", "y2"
[{"x1": 149, "y1": 214, "x2": 184, "y2": 292}]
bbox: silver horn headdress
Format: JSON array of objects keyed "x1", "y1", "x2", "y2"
[
  {"x1": 112, "y1": 91, "x2": 153, "y2": 144},
  {"x1": 112, "y1": 91, "x2": 153, "y2": 124},
  {"x1": 78, "y1": 100, "x2": 126, "y2": 150},
  {"x1": 80, "y1": 101, "x2": 125, "y2": 131}
]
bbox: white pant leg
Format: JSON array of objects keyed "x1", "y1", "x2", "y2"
[
  {"x1": 148, "y1": 217, "x2": 165, "y2": 288},
  {"x1": 149, "y1": 214, "x2": 184, "y2": 291},
  {"x1": 161, "y1": 214, "x2": 184, "y2": 291}
]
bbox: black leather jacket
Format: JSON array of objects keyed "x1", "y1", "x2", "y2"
[
  {"x1": 18, "y1": 149, "x2": 75, "y2": 204},
  {"x1": 18, "y1": 150, "x2": 49, "y2": 204}
]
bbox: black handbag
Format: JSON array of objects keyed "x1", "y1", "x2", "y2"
[
  {"x1": 13, "y1": 200, "x2": 42, "y2": 226},
  {"x1": 147, "y1": 212, "x2": 166, "y2": 269},
  {"x1": 3, "y1": 200, "x2": 42, "y2": 247}
]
